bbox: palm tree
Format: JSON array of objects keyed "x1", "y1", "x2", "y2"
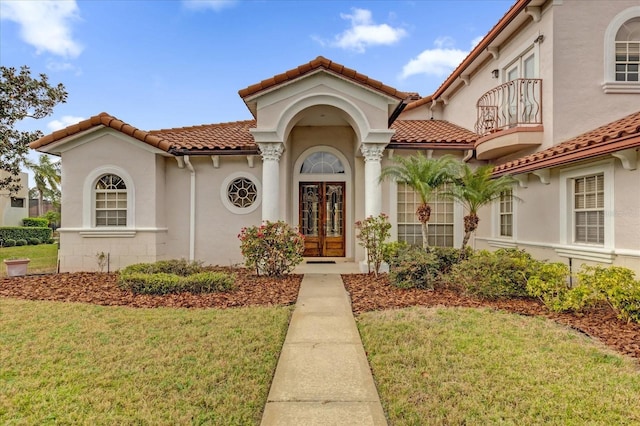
[
  {"x1": 25, "y1": 154, "x2": 61, "y2": 217},
  {"x1": 444, "y1": 163, "x2": 517, "y2": 249},
  {"x1": 380, "y1": 154, "x2": 458, "y2": 249}
]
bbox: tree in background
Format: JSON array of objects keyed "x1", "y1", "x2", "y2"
[
  {"x1": 380, "y1": 154, "x2": 458, "y2": 250},
  {"x1": 25, "y1": 154, "x2": 61, "y2": 216},
  {"x1": 444, "y1": 164, "x2": 518, "y2": 249},
  {"x1": 1, "y1": 65, "x2": 67, "y2": 194}
]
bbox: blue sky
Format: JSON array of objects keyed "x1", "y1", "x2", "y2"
[{"x1": 1, "y1": 0, "x2": 513, "y2": 182}]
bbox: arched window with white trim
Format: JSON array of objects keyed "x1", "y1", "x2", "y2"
[
  {"x1": 95, "y1": 174, "x2": 127, "y2": 226},
  {"x1": 603, "y1": 7, "x2": 640, "y2": 93}
]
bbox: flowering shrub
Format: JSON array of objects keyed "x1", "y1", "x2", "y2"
[
  {"x1": 355, "y1": 213, "x2": 391, "y2": 277},
  {"x1": 238, "y1": 221, "x2": 305, "y2": 276}
]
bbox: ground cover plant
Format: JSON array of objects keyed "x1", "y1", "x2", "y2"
[
  {"x1": 357, "y1": 307, "x2": 640, "y2": 425},
  {"x1": 0, "y1": 244, "x2": 58, "y2": 276},
  {"x1": 0, "y1": 298, "x2": 292, "y2": 424}
]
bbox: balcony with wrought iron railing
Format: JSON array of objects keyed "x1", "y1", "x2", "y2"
[{"x1": 474, "y1": 78, "x2": 544, "y2": 160}]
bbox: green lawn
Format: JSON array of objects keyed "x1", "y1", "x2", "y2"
[
  {"x1": 0, "y1": 299, "x2": 292, "y2": 425},
  {"x1": 0, "y1": 244, "x2": 58, "y2": 275},
  {"x1": 358, "y1": 307, "x2": 640, "y2": 425}
]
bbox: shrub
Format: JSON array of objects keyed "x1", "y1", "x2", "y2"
[
  {"x1": 119, "y1": 272, "x2": 183, "y2": 295},
  {"x1": 28, "y1": 237, "x2": 41, "y2": 245},
  {"x1": 3, "y1": 239, "x2": 16, "y2": 247},
  {"x1": 578, "y1": 265, "x2": 640, "y2": 323},
  {"x1": 182, "y1": 272, "x2": 236, "y2": 293},
  {"x1": 382, "y1": 240, "x2": 409, "y2": 264},
  {"x1": 15, "y1": 239, "x2": 27, "y2": 247},
  {"x1": 0, "y1": 227, "x2": 52, "y2": 245},
  {"x1": 389, "y1": 246, "x2": 440, "y2": 290},
  {"x1": 118, "y1": 259, "x2": 236, "y2": 295},
  {"x1": 46, "y1": 238, "x2": 56, "y2": 244},
  {"x1": 427, "y1": 246, "x2": 471, "y2": 274},
  {"x1": 238, "y1": 221, "x2": 305, "y2": 276},
  {"x1": 526, "y1": 262, "x2": 583, "y2": 312},
  {"x1": 22, "y1": 217, "x2": 49, "y2": 227},
  {"x1": 356, "y1": 214, "x2": 391, "y2": 277},
  {"x1": 447, "y1": 248, "x2": 541, "y2": 299}
]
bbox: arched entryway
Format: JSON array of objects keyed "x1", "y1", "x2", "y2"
[{"x1": 293, "y1": 147, "x2": 352, "y2": 257}]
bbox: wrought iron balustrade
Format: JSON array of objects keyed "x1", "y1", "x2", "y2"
[{"x1": 475, "y1": 79, "x2": 542, "y2": 136}]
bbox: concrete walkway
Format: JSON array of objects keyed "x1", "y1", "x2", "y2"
[{"x1": 261, "y1": 272, "x2": 387, "y2": 425}]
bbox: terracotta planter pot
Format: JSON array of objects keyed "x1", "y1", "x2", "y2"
[{"x1": 3, "y1": 258, "x2": 30, "y2": 277}]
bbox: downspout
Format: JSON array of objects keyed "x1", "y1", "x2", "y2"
[
  {"x1": 183, "y1": 155, "x2": 196, "y2": 261},
  {"x1": 462, "y1": 149, "x2": 474, "y2": 163}
]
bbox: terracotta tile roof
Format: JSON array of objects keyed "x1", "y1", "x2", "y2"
[
  {"x1": 404, "y1": 0, "x2": 531, "y2": 112},
  {"x1": 493, "y1": 111, "x2": 640, "y2": 176},
  {"x1": 238, "y1": 56, "x2": 411, "y2": 101},
  {"x1": 150, "y1": 120, "x2": 258, "y2": 154},
  {"x1": 29, "y1": 112, "x2": 173, "y2": 152},
  {"x1": 30, "y1": 112, "x2": 260, "y2": 155},
  {"x1": 389, "y1": 119, "x2": 476, "y2": 149}
]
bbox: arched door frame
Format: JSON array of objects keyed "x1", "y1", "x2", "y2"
[{"x1": 293, "y1": 146, "x2": 353, "y2": 258}]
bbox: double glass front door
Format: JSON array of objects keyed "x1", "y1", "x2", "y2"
[{"x1": 299, "y1": 182, "x2": 345, "y2": 257}]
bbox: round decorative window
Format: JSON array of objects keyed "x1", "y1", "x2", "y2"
[
  {"x1": 228, "y1": 177, "x2": 257, "y2": 208},
  {"x1": 220, "y1": 172, "x2": 262, "y2": 214}
]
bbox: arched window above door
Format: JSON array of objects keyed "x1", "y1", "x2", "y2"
[{"x1": 300, "y1": 152, "x2": 345, "y2": 174}]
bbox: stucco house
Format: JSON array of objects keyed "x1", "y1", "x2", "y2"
[
  {"x1": 31, "y1": 0, "x2": 639, "y2": 274},
  {"x1": 0, "y1": 171, "x2": 29, "y2": 227}
]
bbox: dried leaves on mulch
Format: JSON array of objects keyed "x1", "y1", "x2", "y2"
[
  {"x1": 342, "y1": 273, "x2": 640, "y2": 361},
  {"x1": 0, "y1": 268, "x2": 301, "y2": 309}
]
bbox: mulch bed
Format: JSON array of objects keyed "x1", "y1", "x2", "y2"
[
  {"x1": 0, "y1": 268, "x2": 302, "y2": 309},
  {"x1": 1, "y1": 270, "x2": 638, "y2": 361},
  {"x1": 343, "y1": 273, "x2": 640, "y2": 361}
]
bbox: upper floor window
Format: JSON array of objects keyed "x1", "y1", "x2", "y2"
[
  {"x1": 615, "y1": 17, "x2": 640, "y2": 82},
  {"x1": 603, "y1": 7, "x2": 640, "y2": 93},
  {"x1": 95, "y1": 174, "x2": 127, "y2": 226}
]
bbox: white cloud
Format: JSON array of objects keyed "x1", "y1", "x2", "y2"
[
  {"x1": 0, "y1": 0, "x2": 83, "y2": 58},
  {"x1": 47, "y1": 115, "x2": 85, "y2": 132},
  {"x1": 327, "y1": 8, "x2": 407, "y2": 53},
  {"x1": 46, "y1": 60, "x2": 82, "y2": 76},
  {"x1": 400, "y1": 36, "x2": 481, "y2": 79},
  {"x1": 183, "y1": 0, "x2": 238, "y2": 11}
]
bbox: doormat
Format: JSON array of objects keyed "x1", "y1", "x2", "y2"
[{"x1": 306, "y1": 260, "x2": 336, "y2": 264}]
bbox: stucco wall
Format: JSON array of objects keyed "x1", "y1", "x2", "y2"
[
  {"x1": 552, "y1": 0, "x2": 639, "y2": 143},
  {"x1": 0, "y1": 171, "x2": 29, "y2": 227},
  {"x1": 57, "y1": 130, "x2": 168, "y2": 271}
]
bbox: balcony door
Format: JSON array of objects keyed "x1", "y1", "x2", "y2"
[
  {"x1": 506, "y1": 52, "x2": 536, "y2": 124},
  {"x1": 299, "y1": 182, "x2": 345, "y2": 257}
]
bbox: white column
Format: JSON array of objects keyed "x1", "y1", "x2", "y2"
[
  {"x1": 360, "y1": 143, "x2": 386, "y2": 218},
  {"x1": 257, "y1": 142, "x2": 284, "y2": 222}
]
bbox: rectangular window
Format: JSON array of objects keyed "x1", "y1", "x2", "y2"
[
  {"x1": 397, "y1": 183, "x2": 454, "y2": 247},
  {"x1": 10, "y1": 197, "x2": 25, "y2": 208},
  {"x1": 499, "y1": 189, "x2": 513, "y2": 237},
  {"x1": 573, "y1": 174, "x2": 604, "y2": 244},
  {"x1": 615, "y1": 41, "x2": 640, "y2": 82},
  {"x1": 95, "y1": 191, "x2": 127, "y2": 226}
]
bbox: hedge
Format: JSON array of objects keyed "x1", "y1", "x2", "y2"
[
  {"x1": 0, "y1": 227, "x2": 52, "y2": 245},
  {"x1": 22, "y1": 217, "x2": 49, "y2": 227}
]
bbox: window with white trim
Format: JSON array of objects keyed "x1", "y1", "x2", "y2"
[
  {"x1": 499, "y1": 189, "x2": 513, "y2": 237},
  {"x1": 573, "y1": 174, "x2": 604, "y2": 245},
  {"x1": 615, "y1": 17, "x2": 640, "y2": 82},
  {"x1": 95, "y1": 174, "x2": 127, "y2": 226},
  {"x1": 397, "y1": 182, "x2": 454, "y2": 247}
]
